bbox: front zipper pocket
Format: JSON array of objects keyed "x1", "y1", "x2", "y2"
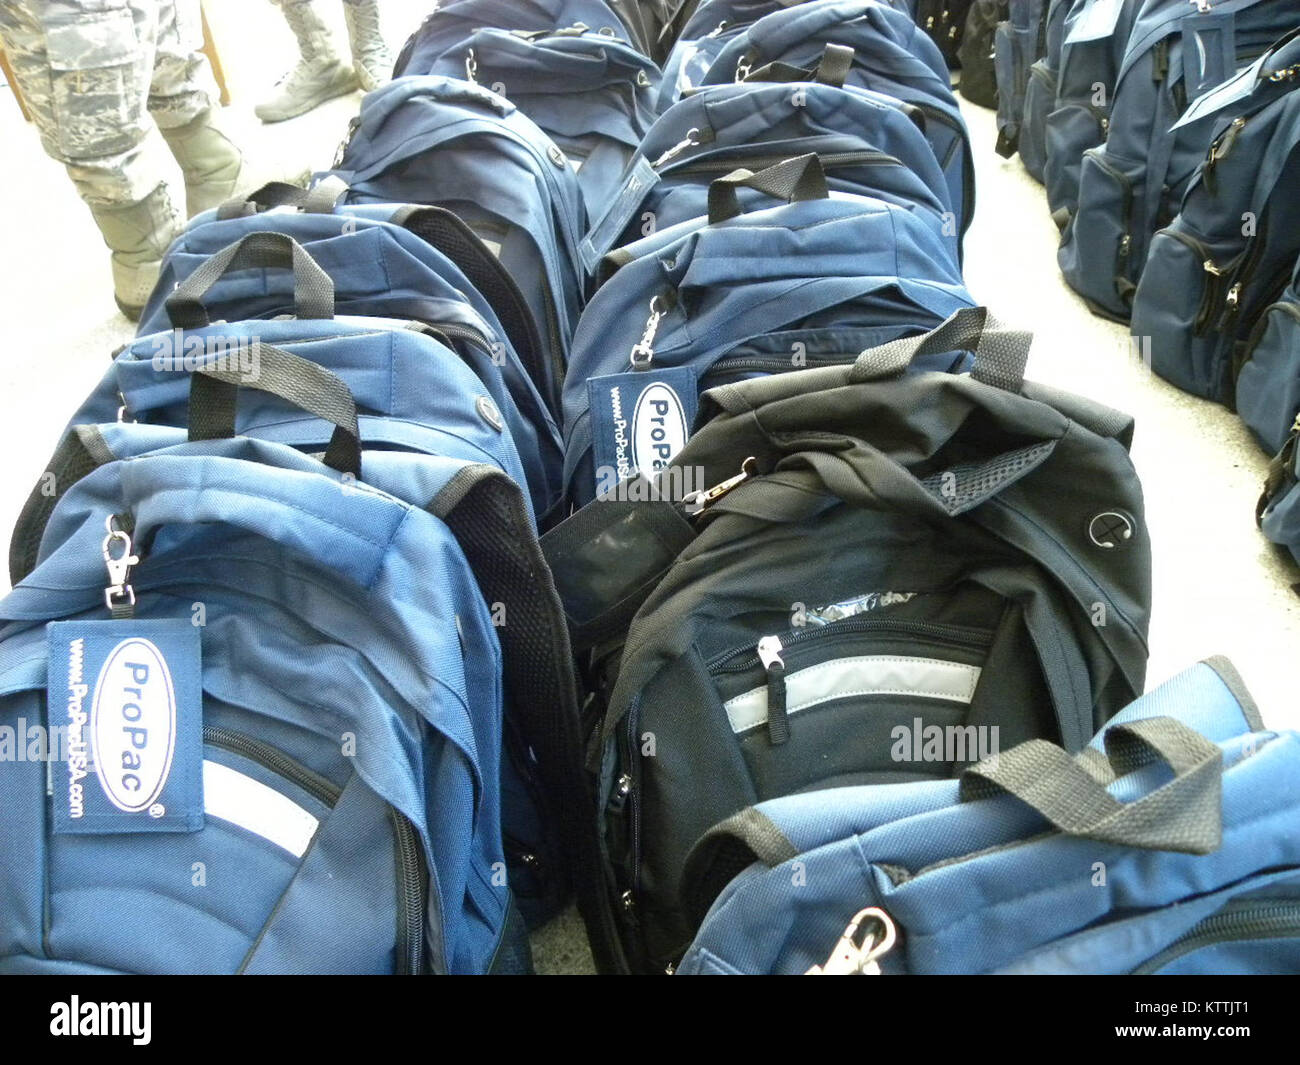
[
  {"x1": 705, "y1": 617, "x2": 994, "y2": 795},
  {"x1": 1132, "y1": 901, "x2": 1300, "y2": 974},
  {"x1": 203, "y1": 727, "x2": 426, "y2": 974}
]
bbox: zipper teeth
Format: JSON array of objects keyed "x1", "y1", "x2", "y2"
[
  {"x1": 706, "y1": 617, "x2": 992, "y2": 673},
  {"x1": 203, "y1": 726, "x2": 341, "y2": 807},
  {"x1": 1134, "y1": 904, "x2": 1300, "y2": 973},
  {"x1": 390, "y1": 808, "x2": 426, "y2": 974}
]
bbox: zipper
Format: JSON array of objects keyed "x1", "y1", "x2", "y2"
[
  {"x1": 1132, "y1": 902, "x2": 1300, "y2": 974},
  {"x1": 706, "y1": 617, "x2": 992, "y2": 674},
  {"x1": 204, "y1": 726, "x2": 426, "y2": 974},
  {"x1": 1203, "y1": 116, "x2": 1247, "y2": 195},
  {"x1": 1157, "y1": 230, "x2": 1230, "y2": 336},
  {"x1": 203, "y1": 726, "x2": 341, "y2": 807}
]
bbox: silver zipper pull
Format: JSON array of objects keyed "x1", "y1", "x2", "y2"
[
  {"x1": 806, "y1": 907, "x2": 897, "y2": 975},
  {"x1": 465, "y1": 48, "x2": 478, "y2": 83},
  {"x1": 629, "y1": 296, "x2": 667, "y2": 369},
  {"x1": 757, "y1": 635, "x2": 784, "y2": 671},
  {"x1": 705, "y1": 20, "x2": 728, "y2": 38},
  {"x1": 652, "y1": 127, "x2": 701, "y2": 168},
  {"x1": 102, "y1": 514, "x2": 139, "y2": 615},
  {"x1": 1203, "y1": 259, "x2": 1223, "y2": 276},
  {"x1": 683, "y1": 456, "x2": 758, "y2": 515},
  {"x1": 1226, "y1": 283, "x2": 1241, "y2": 308},
  {"x1": 1190, "y1": 0, "x2": 1212, "y2": 13}
]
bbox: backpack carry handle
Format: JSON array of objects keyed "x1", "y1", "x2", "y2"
[
  {"x1": 187, "y1": 342, "x2": 363, "y2": 479},
  {"x1": 959, "y1": 716, "x2": 1224, "y2": 854},
  {"x1": 740, "y1": 43, "x2": 855, "y2": 88},
  {"x1": 215, "y1": 178, "x2": 349, "y2": 220},
  {"x1": 850, "y1": 307, "x2": 1032, "y2": 393},
  {"x1": 165, "y1": 232, "x2": 335, "y2": 329},
  {"x1": 707, "y1": 154, "x2": 830, "y2": 224}
]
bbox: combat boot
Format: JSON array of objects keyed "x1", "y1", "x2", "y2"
[
  {"x1": 161, "y1": 107, "x2": 310, "y2": 217},
  {"x1": 256, "y1": 0, "x2": 359, "y2": 123},
  {"x1": 343, "y1": 0, "x2": 392, "y2": 92},
  {"x1": 88, "y1": 184, "x2": 182, "y2": 321}
]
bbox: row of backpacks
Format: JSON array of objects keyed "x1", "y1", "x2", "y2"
[
  {"x1": 983, "y1": 0, "x2": 1300, "y2": 569},
  {"x1": 3, "y1": 0, "x2": 1299, "y2": 975}
]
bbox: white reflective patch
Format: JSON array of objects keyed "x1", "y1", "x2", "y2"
[
  {"x1": 202, "y1": 760, "x2": 320, "y2": 858},
  {"x1": 723, "y1": 656, "x2": 982, "y2": 735}
]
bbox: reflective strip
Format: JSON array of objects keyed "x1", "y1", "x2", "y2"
[
  {"x1": 202, "y1": 760, "x2": 320, "y2": 858},
  {"x1": 723, "y1": 656, "x2": 982, "y2": 735}
]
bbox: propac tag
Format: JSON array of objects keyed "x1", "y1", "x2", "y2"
[
  {"x1": 579, "y1": 156, "x2": 659, "y2": 274},
  {"x1": 1184, "y1": 12, "x2": 1237, "y2": 101},
  {"x1": 48, "y1": 619, "x2": 203, "y2": 834},
  {"x1": 1172, "y1": 50, "x2": 1265, "y2": 130},
  {"x1": 588, "y1": 366, "x2": 697, "y2": 496}
]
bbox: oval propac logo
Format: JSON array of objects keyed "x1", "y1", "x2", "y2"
[
  {"x1": 631, "y1": 383, "x2": 689, "y2": 478},
  {"x1": 90, "y1": 639, "x2": 178, "y2": 813}
]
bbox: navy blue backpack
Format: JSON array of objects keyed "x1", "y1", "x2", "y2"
[
  {"x1": 409, "y1": 26, "x2": 662, "y2": 212},
  {"x1": 992, "y1": 0, "x2": 1047, "y2": 159},
  {"x1": 326, "y1": 77, "x2": 588, "y2": 413},
  {"x1": 700, "y1": 0, "x2": 975, "y2": 236},
  {"x1": 1131, "y1": 30, "x2": 1300, "y2": 415},
  {"x1": 393, "y1": 0, "x2": 653, "y2": 74},
  {"x1": 17, "y1": 300, "x2": 604, "y2": 935},
  {"x1": 1058, "y1": 0, "x2": 1300, "y2": 321},
  {"x1": 1259, "y1": 388, "x2": 1300, "y2": 566},
  {"x1": 1016, "y1": 0, "x2": 1074, "y2": 182},
  {"x1": 678, "y1": 658, "x2": 1300, "y2": 974},
  {"x1": 1041, "y1": 0, "x2": 1142, "y2": 225},
  {"x1": 0, "y1": 428, "x2": 527, "y2": 973},
  {"x1": 135, "y1": 198, "x2": 565, "y2": 520},
  {"x1": 1240, "y1": 254, "x2": 1300, "y2": 458},
  {"x1": 562, "y1": 155, "x2": 976, "y2": 506},
  {"x1": 580, "y1": 79, "x2": 958, "y2": 271}
]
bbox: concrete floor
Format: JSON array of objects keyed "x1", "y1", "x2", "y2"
[{"x1": 1, "y1": 3, "x2": 1295, "y2": 975}]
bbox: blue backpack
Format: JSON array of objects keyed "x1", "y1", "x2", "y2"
[
  {"x1": 393, "y1": 0, "x2": 649, "y2": 74},
  {"x1": 0, "y1": 430, "x2": 525, "y2": 973},
  {"x1": 409, "y1": 26, "x2": 662, "y2": 212},
  {"x1": 993, "y1": 0, "x2": 1048, "y2": 159},
  {"x1": 1058, "y1": 0, "x2": 1300, "y2": 321},
  {"x1": 1017, "y1": 0, "x2": 1074, "y2": 181},
  {"x1": 1041, "y1": 0, "x2": 1143, "y2": 224},
  {"x1": 678, "y1": 657, "x2": 1300, "y2": 974},
  {"x1": 580, "y1": 79, "x2": 958, "y2": 272},
  {"x1": 700, "y1": 0, "x2": 975, "y2": 236},
  {"x1": 135, "y1": 202, "x2": 565, "y2": 520},
  {"x1": 327, "y1": 76, "x2": 588, "y2": 407},
  {"x1": 562, "y1": 156, "x2": 976, "y2": 505},
  {"x1": 1132, "y1": 30, "x2": 1300, "y2": 414},
  {"x1": 22, "y1": 301, "x2": 604, "y2": 947},
  {"x1": 1240, "y1": 255, "x2": 1300, "y2": 458},
  {"x1": 1258, "y1": 396, "x2": 1300, "y2": 565},
  {"x1": 655, "y1": 0, "x2": 867, "y2": 111}
]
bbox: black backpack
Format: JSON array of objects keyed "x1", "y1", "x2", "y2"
[
  {"x1": 958, "y1": 0, "x2": 1006, "y2": 107},
  {"x1": 543, "y1": 309, "x2": 1152, "y2": 972},
  {"x1": 916, "y1": 0, "x2": 975, "y2": 67}
]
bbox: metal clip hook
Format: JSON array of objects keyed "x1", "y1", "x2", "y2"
[
  {"x1": 102, "y1": 514, "x2": 139, "y2": 613},
  {"x1": 683, "y1": 457, "x2": 757, "y2": 516},
  {"x1": 806, "y1": 907, "x2": 897, "y2": 975},
  {"x1": 629, "y1": 296, "x2": 667, "y2": 369}
]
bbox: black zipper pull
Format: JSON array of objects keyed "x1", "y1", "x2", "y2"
[{"x1": 757, "y1": 635, "x2": 789, "y2": 746}]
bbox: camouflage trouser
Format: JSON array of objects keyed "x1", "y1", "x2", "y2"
[{"x1": 0, "y1": 0, "x2": 218, "y2": 206}]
